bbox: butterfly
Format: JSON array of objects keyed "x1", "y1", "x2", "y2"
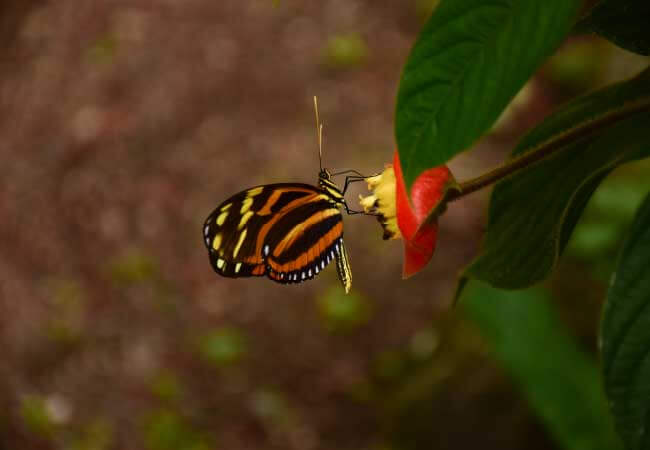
[{"x1": 202, "y1": 98, "x2": 372, "y2": 293}]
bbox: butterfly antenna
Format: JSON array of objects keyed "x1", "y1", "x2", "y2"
[{"x1": 313, "y1": 95, "x2": 323, "y2": 171}]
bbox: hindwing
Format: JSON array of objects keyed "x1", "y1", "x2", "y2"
[{"x1": 203, "y1": 183, "x2": 345, "y2": 284}]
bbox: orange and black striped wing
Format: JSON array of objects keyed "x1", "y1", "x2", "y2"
[{"x1": 203, "y1": 183, "x2": 344, "y2": 285}]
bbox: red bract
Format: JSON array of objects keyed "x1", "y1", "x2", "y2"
[{"x1": 393, "y1": 151, "x2": 453, "y2": 278}]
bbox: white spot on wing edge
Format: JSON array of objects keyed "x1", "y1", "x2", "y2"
[
  {"x1": 321, "y1": 260, "x2": 326, "y2": 269},
  {"x1": 203, "y1": 224, "x2": 210, "y2": 236},
  {"x1": 263, "y1": 244, "x2": 270, "y2": 256},
  {"x1": 308, "y1": 269, "x2": 312, "y2": 277}
]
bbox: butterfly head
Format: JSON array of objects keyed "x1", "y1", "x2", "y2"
[
  {"x1": 318, "y1": 168, "x2": 344, "y2": 203},
  {"x1": 318, "y1": 168, "x2": 332, "y2": 181}
]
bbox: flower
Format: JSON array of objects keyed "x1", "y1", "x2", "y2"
[
  {"x1": 359, "y1": 165, "x2": 401, "y2": 240},
  {"x1": 360, "y1": 151, "x2": 456, "y2": 278}
]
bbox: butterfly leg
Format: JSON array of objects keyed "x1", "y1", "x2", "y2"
[
  {"x1": 344, "y1": 202, "x2": 378, "y2": 216},
  {"x1": 331, "y1": 169, "x2": 372, "y2": 177},
  {"x1": 342, "y1": 175, "x2": 370, "y2": 195},
  {"x1": 341, "y1": 173, "x2": 382, "y2": 216}
]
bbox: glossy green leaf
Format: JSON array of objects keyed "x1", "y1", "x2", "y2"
[
  {"x1": 395, "y1": 0, "x2": 580, "y2": 189},
  {"x1": 602, "y1": 192, "x2": 650, "y2": 450},
  {"x1": 576, "y1": 0, "x2": 650, "y2": 56},
  {"x1": 462, "y1": 282, "x2": 622, "y2": 450},
  {"x1": 463, "y1": 69, "x2": 650, "y2": 289}
]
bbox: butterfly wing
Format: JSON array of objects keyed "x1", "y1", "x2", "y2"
[
  {"x1": 263, "y1": 192, "x2": 344, "y2": 284},
  {"x1": 203, "y1": 183, "x2": 345, "y2": 285}
]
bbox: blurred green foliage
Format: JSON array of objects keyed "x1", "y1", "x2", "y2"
[
  {"x1": 373, "y1": 350, "x2": 408, "y2": 381},
  {"x1": 317, "y1": 287, "x2": 372, "y2": 332},
  {"x1": 250, "y1": 389, "x2": 292, "y2": 427},
  {"x1": 150, "y1": 371, "x2": 183, "y2": 403},
  {"x1": 198, "y1": 326, "x2": 247, "y2": 367},
  {"x1": 600, "y1": 191, "x2": 650, "y2": 450},
  {"x1": 323, "y1": 33, "x2": 368, "y2": 69},
  {"x1": 144, "y1": 409, "x2": 211, "y2": 450},
  {"x1": 87, "y1": 34, "x2": 118, "y2": 65},
  {"x1": 461, "y1": 282, "x2": 622, "y2": 450},
  {"x1": 46, "y1": 279, "x2": 86, "y2": 344},
  {"x1": 21, "y1": 396, "x2": 53, "y2": 439},
  {"x1": 408, "y1": 328, "x2": 439, "y2": 361},
  {"x1": 108, "y1": 249, "x2": 159, "y2": 285},
  {"x1": 568, "y1": 162, "x2": 650, "y2": 278},
  {"x1": 545, "y1": 40, "x2": 605, "y2": 94},
  {"x1": 414, "y1": 0, "x2": 440, "y2": 21},
  {"x1": 68, "y1": 419, "x2": 113, "y2": 450}
]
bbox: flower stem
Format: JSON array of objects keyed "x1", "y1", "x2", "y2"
[{"x1": 446, "y1": 98, "x2": 650, "y2": 202}]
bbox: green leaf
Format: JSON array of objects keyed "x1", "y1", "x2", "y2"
[
  {"x1": 602, "y1": 192, "x2": 650, "y2": 450},
  {"x1": 395, "y1": 0, "x2": 581, "y2": 189},
  {"x1": 576, "y1": 0, "x2": 650, "y2": 56},
  {"x1": 462, "y1": 282, "x2": 622, "y2": 450},
  {"x1": 463, "y1": 70, "x2": 650, "y2": 289}
]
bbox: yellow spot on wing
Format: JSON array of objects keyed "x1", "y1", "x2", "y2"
[
  {"x1": 221, "y1": 203, "x2": 232, "y2": 212},
  {"x1": 238, "y1": 211, "x2": 253, "y2": 229},
  {"x1": 240, "y1": 198, "x2": 253, "y2": 214},
  {"x1": 212, "y1": 234, "x2": 222, "y2": 250},
  {"x1": 216, "y1": 211, "x2": 228, "y2": 226},
  {"x1": 248, "y1": 186, "x2": 264, "y2": 196},
  {"x1": 235, "y1": 262, "x2": 242, "y2": 273},
  {"x1": 233, "y1": 228, "x2": 247, "y2": 258},
  {"x1": 216, "y1": 258, "x2": 225, "y2": 269}
]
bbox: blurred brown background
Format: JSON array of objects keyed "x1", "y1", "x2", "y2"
[{"x1": 1, "y1": 1, "x2": 648, "y2": 449}]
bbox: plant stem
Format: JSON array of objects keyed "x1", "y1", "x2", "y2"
[{"x1": 446, "y1": 98, "x2": 650, "y2": 202}]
